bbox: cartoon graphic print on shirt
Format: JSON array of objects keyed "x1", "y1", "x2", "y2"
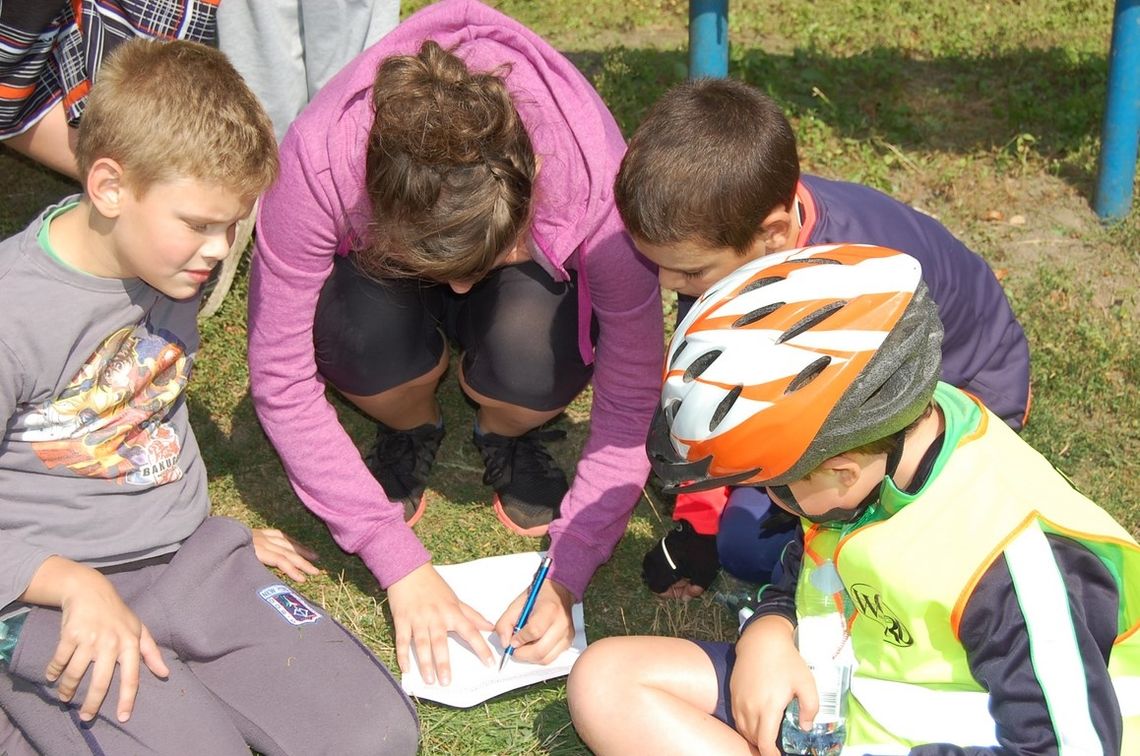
[{"x1": 8, "y1": 321, "x2": 190, "y2": 485}]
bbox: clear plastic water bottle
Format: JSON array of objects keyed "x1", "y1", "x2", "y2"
[
  {"x1": 780, "y1": 558, "x2": 853, "y2": 756},
  {"x1": 781, "y1": 671, "x2": 850, "y2": 755}
]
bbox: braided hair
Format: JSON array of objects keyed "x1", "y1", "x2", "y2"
[{"x1": 362, "y1": 40, "x2": 536, "y2": 282}]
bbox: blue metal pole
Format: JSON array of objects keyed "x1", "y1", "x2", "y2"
[
  {"x1": 689, "y1": 0, "x2": 729, "y2": 79},
  {"x1": 1094, "y1": 0, "x2": 1140, "y2": 221}
]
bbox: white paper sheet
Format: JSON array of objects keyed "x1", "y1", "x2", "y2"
[{"x1": 399, "y1": 551, "x2": 587, "y2": 708}]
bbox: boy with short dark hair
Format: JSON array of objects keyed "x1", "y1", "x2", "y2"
[
  {"x1": 0, "y1": 39, "x2": 418, "y2": 754},
  {"x1": 568, "y1": 245, "x2": 1139, "y2": 755},
  {"x1": 618, "y1": 77, "x2": 1032, "y2": 598}
]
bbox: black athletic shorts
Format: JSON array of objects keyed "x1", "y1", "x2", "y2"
[{"x1": 313, "y1": 255, "x2": 595, "y2": 411}]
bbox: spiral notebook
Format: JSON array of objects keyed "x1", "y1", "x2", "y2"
[{"x1": 399, "y1": 551, "x2": 587, "y2": 708}]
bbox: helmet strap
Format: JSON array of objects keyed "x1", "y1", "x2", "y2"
[
  {"x1": 860, "y1": 428, "x2": 908, "y2": 518},
  {"x1": 883, "y1": 428, "x2": 907, "y2": 482},
  {"x1": 836, "y1": 428, "x2": 907, "y2": 523},
  {"x1": 774, "y1": 429, "x2": 907, "y2": 525}
]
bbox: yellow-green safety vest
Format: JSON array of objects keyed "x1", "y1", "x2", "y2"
[{"x1": 797, "y1": 383, "x2": 1140, "y2": 754}]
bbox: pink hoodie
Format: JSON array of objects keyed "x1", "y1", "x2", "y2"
[{"x1": 247, "y1": 0, "x2": 663, "y2": 599}]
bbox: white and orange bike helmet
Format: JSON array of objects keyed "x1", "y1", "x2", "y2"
[{"x1": 647, "y1": 243, "x2": 944, "y2": 493}]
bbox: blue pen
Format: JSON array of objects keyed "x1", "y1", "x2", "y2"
[{"x1": 499, "y1": 555, "x2": 553, "y2": 672}]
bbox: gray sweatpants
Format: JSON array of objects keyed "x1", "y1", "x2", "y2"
[
  {"x1": 0, "y1": 517, "x2": 418, "y2": 755},
  {"x1": 216, "y1": 0, "x2": 401, "y2": 141}
]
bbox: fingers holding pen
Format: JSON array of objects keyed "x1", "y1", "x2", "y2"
[{"x1": 497, "y1": 579, "x2": 574, "y2": 665}]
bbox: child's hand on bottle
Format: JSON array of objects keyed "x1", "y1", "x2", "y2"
[
  {"x1": 730, "y1": 614, "x2": 816, "y2": 755},
  {"x1": 22, "y1": 557, "x2": 169, "y2": 723}
]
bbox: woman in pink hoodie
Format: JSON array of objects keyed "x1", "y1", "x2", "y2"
[{"x1": 247, "y1": 0, "x2": 662, "y2": 686}]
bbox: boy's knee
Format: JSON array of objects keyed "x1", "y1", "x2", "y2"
[{"x1": 569, "y1": 638, "x2": 626, "y2": 710}]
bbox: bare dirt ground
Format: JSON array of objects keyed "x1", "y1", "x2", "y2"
[{"x1": 902, "y1": 168, "x2": 1137, "y2": 311}]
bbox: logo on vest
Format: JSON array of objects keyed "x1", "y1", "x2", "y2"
[{"x1": 849, "y1": 583, "x2": 913, "y2": 647}]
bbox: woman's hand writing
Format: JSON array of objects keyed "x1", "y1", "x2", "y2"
[{"x1": 493, "y1": 579, "x2": 575, "y2": 665}]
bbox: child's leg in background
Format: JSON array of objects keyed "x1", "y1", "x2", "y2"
[
  {"x1": 217, "y1": 0, "x2": 400, "y2": 141},
  {"x1": 567, "y1": 636, "x2": 756, "y2": 755},
  {"x1": 717, "y1": 487, "x2": 798, "y2": 586},
  {"x1": 298, "y1": 0, "x2": 400, "y2": 103},
  {"x1": 215, "y1": 2, "x2": 306, "y2": 141}
]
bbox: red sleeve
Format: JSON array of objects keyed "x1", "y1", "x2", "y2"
[{"x1": 672, "y1": 488, "x2": 730, "y2": 535}]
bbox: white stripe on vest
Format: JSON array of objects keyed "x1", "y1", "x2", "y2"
[
  {"x1": 1007, "y1": 524, "x2": 1103, "y2": 755},
  {"x1": 850, "y1": 677, "x2": 997, "y2": 746}
]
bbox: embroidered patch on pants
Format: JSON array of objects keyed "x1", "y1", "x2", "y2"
[{"x1": 259, "y1": 585, "x2": 322, "y2": 626}]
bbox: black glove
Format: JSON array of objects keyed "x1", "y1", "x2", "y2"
[{"x1": 641, "y1": 520, "x2": 720, "y2": 594}]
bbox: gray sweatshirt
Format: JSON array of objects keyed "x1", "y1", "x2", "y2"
[{"x1": 0, "y1": 199, "x2": 207, "y2": 609}]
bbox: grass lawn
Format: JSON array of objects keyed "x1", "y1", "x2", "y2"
[{"x1": 2, "y1": 1, "x2": 1138, "y2": 753}]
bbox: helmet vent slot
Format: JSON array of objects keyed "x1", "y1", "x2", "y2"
[
  {"x1": 739, "y1": 276, "x2": 783, "y2": 294},
  {"x1": 799, "y1": 256, "x2": 841, "y2": 265},
  {"x1": 684, "y1": 350, "x2": 722, "y2": 383},
  {"x1": 733, "y1": 302, "x2": 783, "y2": 328},
  {"x1": 663, "y1": 398, "x2": 682, "y2": 424},
  {"x1": 710, "y1": 385, "x2": 743, "y2": 431},
  {"x1": 777, "y1": 301, "x2": 846, "y2": 344},
  {"x1": 668, "y1": 340, "x2": 689, "y2": 370},
  {"x1": 786, "y1": 356, "x2": 832, "y2": 393}
]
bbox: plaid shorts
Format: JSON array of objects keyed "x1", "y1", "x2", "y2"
[{"x1": 0, "y1": 0, "x2": 218, "y2": 138}]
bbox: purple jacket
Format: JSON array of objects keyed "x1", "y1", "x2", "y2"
[
  {"x1": 247, "y1": 0, "x2": 663, "y2": 598},
  {"x1": 798, "y1": 175, "x2": 1031, "y2": 428}
]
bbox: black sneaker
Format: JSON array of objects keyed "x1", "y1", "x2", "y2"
[
  {"x1": 473, "y1": 427, "x2": 568, "y2": 536},
  {"x1": 364, "y1": 421, "x2": 445, "y2": 526}
]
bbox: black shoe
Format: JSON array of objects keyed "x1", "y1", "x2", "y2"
[
  {"x1": 364, "y1": 421, "x2": 445, "y2": 525},
  {"x1": 473, "y1": 427, "x2": 568, "y2": 536}
]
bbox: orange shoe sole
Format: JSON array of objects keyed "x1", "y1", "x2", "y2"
[
  {"x1": 406, "y1": 494, "x2": 428, "y2": 528},
  {"x1": 492, "y1": 495, "x2": 551, "y2": 537}
]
